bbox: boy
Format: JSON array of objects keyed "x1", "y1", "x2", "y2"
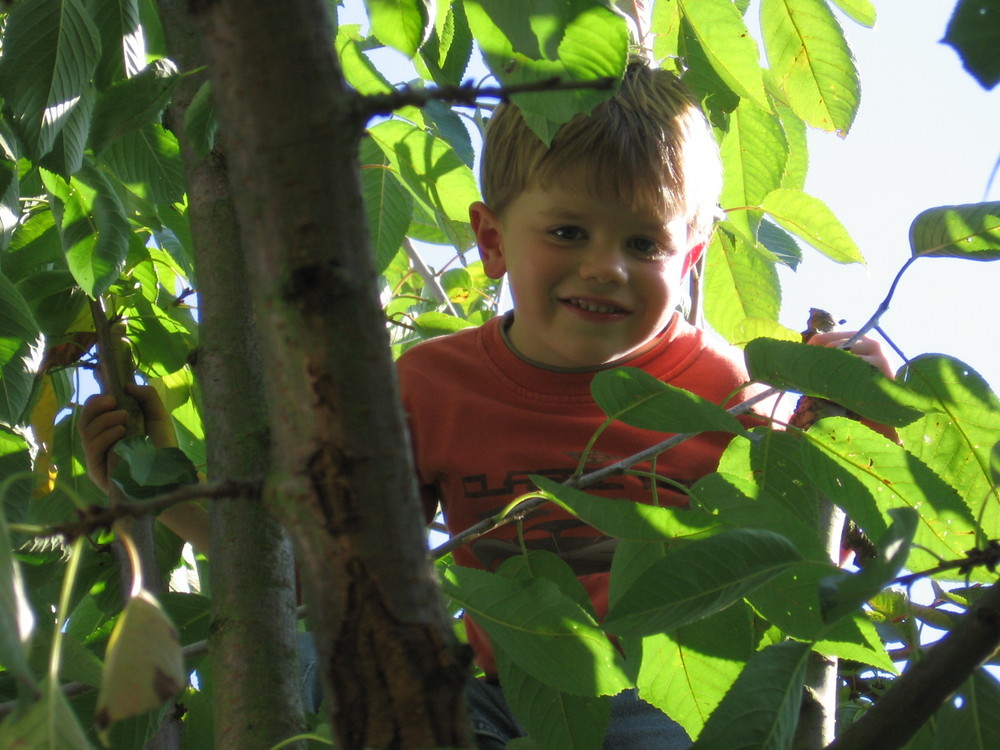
[{"x1": 395, "y1": 59, "x2": 889, "y2": 749}]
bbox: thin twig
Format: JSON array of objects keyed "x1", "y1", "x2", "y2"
[
  {"x1": 28, "y1": 481, "x2": 250, "y2": 542},
  {"x1": 361, "y1": 76, "x2": 616, "y2": 119},
  {"x1": 403, "y1": 238, "x2": 459, "y2": 316},
  {"x1": 430, "y1": 386, "x2": 777, "y2": 559}
]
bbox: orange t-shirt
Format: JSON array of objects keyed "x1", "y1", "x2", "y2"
[{"x1": 396, "y1": 312, "x2": 772, "y2": 677}]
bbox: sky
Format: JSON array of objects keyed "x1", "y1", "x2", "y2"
[{"x1": 782, "y1": 1, "x2": 1000, "y2": 388}]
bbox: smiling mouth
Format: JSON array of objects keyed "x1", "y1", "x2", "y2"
[{"x1": 564, "y1": 297, "x2": 628, "y2": 315}]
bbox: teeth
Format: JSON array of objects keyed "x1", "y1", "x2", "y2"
[{"x1": 570, "y1": 298, "x2": 622, "y2": 314}]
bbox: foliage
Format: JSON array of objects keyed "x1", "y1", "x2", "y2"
[{"x1": 0, "y1": 0, "x2": 996, "y2": 748}]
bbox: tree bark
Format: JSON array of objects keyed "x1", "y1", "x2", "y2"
[
  {"x1": 155, "y1": 3, "x2": 306, "y2": 748},
  {"x1": 192, "y1": 1, "x2": 472, "y2": 748}
]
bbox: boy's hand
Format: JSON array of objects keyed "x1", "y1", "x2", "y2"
[
  {"x1": 79, "y1": 383, "x2": 177, "y2": 493},
  {"x1": 805, "y1": 330, "x2": 894, "y2": 378}
]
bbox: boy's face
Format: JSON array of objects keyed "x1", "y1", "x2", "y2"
[{"x1": 471, "y1": 182, "x2": 702, "y2": 369}]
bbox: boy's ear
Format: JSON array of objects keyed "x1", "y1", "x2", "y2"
[
  {"x1": 470, "y1": 201, "x2": 506, "y2": 279},
  {"x1": 680, "y1": 241, "x2": 706, "y2": 279}
]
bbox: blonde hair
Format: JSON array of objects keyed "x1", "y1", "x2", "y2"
[{"x1": 480, "y1": 60, "x2": 722, "y2": 242}]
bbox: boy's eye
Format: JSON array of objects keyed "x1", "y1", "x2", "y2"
[
  {"x1": 550, "y1": 225, "x2": 585, "y2": 241},
  {"x1": 627, "y1": 236, "x2": 667, "y2": 257}
]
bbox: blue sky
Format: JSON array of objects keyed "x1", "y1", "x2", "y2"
[{"x1": 785, "y1": 1, "x2": 1000, "y2": 389}]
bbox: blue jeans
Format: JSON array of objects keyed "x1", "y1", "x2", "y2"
[{"x1": 465, "y1": 679, "x2": 692, "y2": 750}]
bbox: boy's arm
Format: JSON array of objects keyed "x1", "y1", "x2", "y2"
[{"x1": 78, "y1": 384, "x2": 211, "y2": 554}]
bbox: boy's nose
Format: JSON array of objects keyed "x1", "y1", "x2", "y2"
[{"x1": 578, "y1": 245, "x2": 627, "y2": 285}]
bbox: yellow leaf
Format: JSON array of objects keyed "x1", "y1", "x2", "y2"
[
  {"x1": 29, "y1": 374, "x2": 59, "y2": 497},
  {"x1": 94, "y1": 589, "x2": 185, "y2": 742}
]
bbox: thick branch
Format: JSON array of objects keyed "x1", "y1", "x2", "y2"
[{"x1": 826, "y1": 580, "x2": 1000, "y2": 750}]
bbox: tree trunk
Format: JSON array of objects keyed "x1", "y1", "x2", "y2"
[
  {"x1": 192, "y1": 1, "x2": 472, "y2": 748},
  {"x1": 156, "y1": 3, "x2": 306, "y2": 748}
]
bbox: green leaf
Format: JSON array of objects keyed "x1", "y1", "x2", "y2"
[
  {"x1": 603, "y1": 528, "x2": 801, "y2": 636},
  {"x1": 360, "y1": 137, "x2": 413, "y2": 275},
  {"x1": 819, "y1": 508, "x2": 917, "y2": 624},
  {"x1": 703, "y1": 225, "x2": 781, "y2": 344},
  {"x1": 366, "y1": 0, "x2": 432, "y2": 58},
  {"x1": 943, "y1": 0, "x2": 1000, "y2": 90},
  {"x1": 101, "y1": 123, "x2": 186, "y2": 205},
  {"x1": 496, "y1": 637, "x2": 611, "y2": 750},
  {"x1": 757, "y1": 219, "x2": 802, "y2": 269},
  {"x1": 0, "y1": 273, "x2": 42, "y2": 424},
  {"x1": 689, "y1": 473, "x2": 828, "y2": 561},
  {"x1": 417, "y1": 0, "x2": 473, "y2": 86},
  {"x1": 898, "y1": 355, "x2": 1000, "y2": 541},
  {"x1": 633, "y1": 603, "x2": 751, "y2": 740},
  {"x1": 933, "y1": 669, "x2": 1000, "y2": 749},
  {"x1": 497, "y1": 549, "x2": 593, "y2": 615},
  {"x1": 368, "y1": 119, "x2": 478, "y2": 250},
  {"x1": 183, "y1": 80, "x2": 218, "y2": 159},
  {"x1": 0, "y1": 503, "x2": 35, "y2": 688},
  {"x1": 534, "y1": 474, "x2": 716, "y2": 543},
  {"x1": 111, "y1": 436, "x2": 198, "y2": 500},
  {"x1": 908, "y1": 201, "x2": 1000, "y2": 260},
  {"x1": 0, "y1": 677, "x2": 96, "y2": 749},
  {"x1": 89, "y1": 59, "x2": 179, "y2": 155},
  {"x1": 760, "y1": 0, "x2": 860, "y2": 134},
  {"x1": 677, "y1": 0, "x2": 769, "y2": 109},
  {"x1": 0, "y1": 0, "x2": 102, "y2": 158},
  {"x1": 719, "y1": 100, "x2": 789, "y2": 240},
  {"x1": 761, "y1": 188, "x2": 863, "y2": 263},
  {"x1": 689, "y1": 640, "x2": 811, "y2": 750},
  {"x1": 125, "y1": 294, "x2": 196, "y2": 377},
  {"x1": 829, "y1": 0, "x2": 876, "y2": 27},
  {"x1": 441, "y1": 565, "x2": 631, "y2": 697},
  {"x1": 803, "y1": 418, "x2": 979, "y2": 573},
  {"x1": 335, "y1": 24, "x2": 394, "y2": 96},
  {"x1": 16, "y1": 269, "x2": 87, "y2": 337},
  {"x1": 412, "y1": 311, "x2": 475, "y2": 337},
  {"x1": 590, "y1": 367, "x2": 747, "y2": 435},
  {"x1": 42, "y1": 164, "x2": 130, "y2": 297},
  {"x1": 465, "y1": 0, "x2": 627, "y2": 144},
  {"x1": 89, "y1": 0, "x2": 145, "y2": 87},
  {"x1": 40, "y1": 83, "x2": 97, "y2": 177},
  {"x1": 744, "y1": 338, "x2": 923, "y2": 426}
]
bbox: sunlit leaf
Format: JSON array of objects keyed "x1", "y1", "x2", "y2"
[
  {"x1": 89, "y1": 59, "x2": 179, "y2": 155},
  {"x1": 102, "y1": 123, "x2": 186, "y2": 205},
  {"x1": 42, "y1": 165, "x2": 130, "y2": 297},
  {"x1": 336, "y1": 24, "x2": 395, "y2": 95},
  {"x1": 943, "y1": 0, "x2": 1000, "y2": 90},
  {"x1": 760, "y1": 0, "x2": 860, "y2": 134},
  {"x1": 603, "y1": 528, "x2": 801, "y2": 636},
  {"x1": 366, "y1": 0, "x2": 432, "y2": 58},
  {"x1": 803, "y1": 418, "x2": 980, "y2": 574},
  {"x1": 719, "y1": 100, "x2": 789, "y2": 241},
  {"x1": 418, "y1": 0, "x2": 473, "y2": 86},
  {"x1": 534, "y1": 474, "x2": 715, "y2": 543},
  {"x1": 678, "y1": 0, "x2": 769, "y2": 109},
  {"x1": 633, "y1": 603, "x2": 751, "y2": 739},
  {"x1": 689, "y1": 640, "x2": 811, "y2": 750},
  {"x1": 703, "y1": 225, "x2": 781, "y2": 343},
  {"x1": 761, "y1": 188, "x2": 863, "y2": 264},
  {"x1": 898, "y1": 355, "x2": 1000, "y2": 540},
  {"x1": 757, "y1": 218, "x2": 802, "y2": 269},
  {"x1": 0, "y1": 503, "x2": 35, "y2": 688},
  {"x1": 0, "y1": 0, "x2": 102, "y2": 158},
  {"x1": 441, "y1": 565, "x2": 632, "y2": 697},
  {"x1": 368, "y1": 119, "x2": 478, "y2": 249},
  {"x1": 909, "y1": 201, "x2": 1000, "y2": 260},
  {"x1": 745, "y1": 338, "x2": 923, "y2": 426},
  {"x1": 465, "y1": 0, "x2": 626, "y2": 144},
  {"x1": 829, "y1": 0, "x2": 876, "y2": 27}
]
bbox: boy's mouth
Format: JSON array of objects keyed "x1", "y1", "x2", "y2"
[{"x1": 563, "y1": 297, "x2": 628, "y2": 315}]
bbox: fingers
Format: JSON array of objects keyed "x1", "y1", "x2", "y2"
[
  {"x1": 78, "y1": 394, "x2": 128, "y2": 492},
  {"x1": 806, "y1": 330, "x2": 894, "y2": 378},
  {"x1": 126, "y1": 383, "x2": 177, "y2": 449}
]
